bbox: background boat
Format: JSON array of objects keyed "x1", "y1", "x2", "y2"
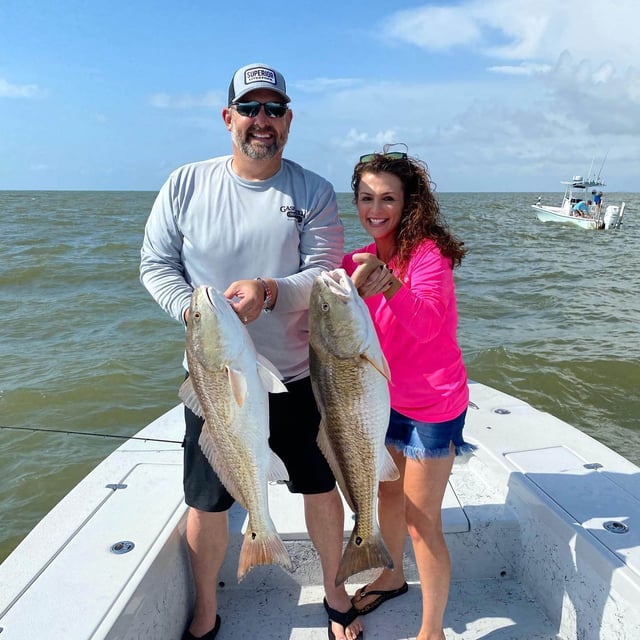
[{"x1": 532, "y1": 175, "x2": 626, "y2": 230}]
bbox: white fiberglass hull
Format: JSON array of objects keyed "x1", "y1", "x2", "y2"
[
  {"x1": 1, "y1": 381, "x2": 640, "y2": 639},
  {"x1": 532, "y1": 204, "x2": 600, "y2": 229}
]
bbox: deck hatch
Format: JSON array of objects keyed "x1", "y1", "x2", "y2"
[
  {"x1": 505, "y1": 446, "x2": 640, "y2": 577},
  {"x1": 0, "y1": 463, "x2": 184, "y2": 638}
]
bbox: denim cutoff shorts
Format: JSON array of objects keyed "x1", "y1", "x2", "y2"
[{"x1": 386, "y1": 408, "x2": 477, "y2": 460}]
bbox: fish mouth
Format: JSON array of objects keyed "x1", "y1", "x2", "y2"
[
  {"x1": 320, "y1": 269, "x2": 355, "y2": 301},
  {"x1": 203, "y1": 286, "x2": 233, "y2": 311},
  {"x1": 204, "y1": 286, "x2": 216, "y2": 308}
]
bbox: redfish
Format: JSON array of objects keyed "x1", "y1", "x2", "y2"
[
  {"x1": 179, "y1": 285, "x2": 292, "y2": 581},
  {"x1": 309, "y1": 269, "x2": 398, "y2": 586}
]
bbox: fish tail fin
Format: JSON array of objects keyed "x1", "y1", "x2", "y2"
[
  {"x1": 335, "y1": 527, "x2": 394, "y2": 587},
  {"x1": 237, "y1": 523, "x2": 293, "y2": 582}
]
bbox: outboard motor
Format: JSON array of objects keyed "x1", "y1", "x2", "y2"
[{"x1": 603, "y1": 205, "x2": 621, "y2": 230}]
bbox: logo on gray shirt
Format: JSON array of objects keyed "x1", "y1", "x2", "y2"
[{"x1": 281, "y1": 205, "x2": 305, "y2": 223}]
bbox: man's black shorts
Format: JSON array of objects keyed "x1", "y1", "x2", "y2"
[{"x1": 182, "y1": 376, "x2": 336, "y2": 512}]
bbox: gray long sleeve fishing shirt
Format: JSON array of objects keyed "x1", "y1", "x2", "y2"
[{"x1": 140, "y1": 155, "x2": 343, "y2": 380}]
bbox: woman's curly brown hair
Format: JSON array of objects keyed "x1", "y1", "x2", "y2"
[{"x1": 352, "y1": 151, "x2": 467, "y2": 278}]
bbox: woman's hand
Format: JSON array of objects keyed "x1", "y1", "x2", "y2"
[{"x1": 351, "y1": 253, "x2": 396, "y2": 299}]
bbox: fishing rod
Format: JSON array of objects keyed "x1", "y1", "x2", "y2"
[
  {"x1": 596, "y1": 151, "x2": 609, "y2": 182},
  {"x1": 0, "y1": 425, "x2": 182, "y2": 444}
]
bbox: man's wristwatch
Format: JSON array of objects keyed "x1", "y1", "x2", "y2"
[{"x1": 256, "y1": 277, "x2": 273, "y2": 313}]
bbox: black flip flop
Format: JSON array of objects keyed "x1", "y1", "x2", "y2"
[
  {"x1": 324, "y1": 598, "x2": 364, "y2": 640},
  {"x1": 351, "y1": 582, "x2": 409, "y2": 615},
  {"x1": 182, "y1": 614, "x2": 221, "y2": 640}
]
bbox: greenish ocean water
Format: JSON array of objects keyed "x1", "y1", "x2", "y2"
[{"x1": 1, "y1": 189, "x2": 639, "y2": 562}]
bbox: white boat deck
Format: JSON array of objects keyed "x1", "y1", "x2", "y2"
[
  {"x1": 212, "y1": 580, "x2": 560, "y2": 639},
  {"x1": 213, "y1": 481, "x2": 561, "y2": 640},
  {"x1": 2, "y1": 381, "x2": 640, "y2": 639}
]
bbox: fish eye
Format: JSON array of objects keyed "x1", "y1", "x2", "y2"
[
  {"x1": 193, "y1": 311, "x2": 201, "y2": 319},
  {"x1": 321, "y1": 303, "x2": 330, "y2": 312}
]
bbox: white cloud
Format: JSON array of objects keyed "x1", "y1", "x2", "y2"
[
  {"x1": 149, "y1": 91, "x2": 221, "y2": 109},
  {"x1": 332, "y1": 128, "x2": 399, "y2": 151},
  {"x1": 541, "y1": 52, "x2": 640, "y2": 136},
  {"x1": 488, "y1": 63, "x2": 551, "y2": 76},
  {"x1": 592, "y1": 62, "x2": 615, "y2": 85},
  {"x1": 0, "y1": 78, "x2": 40, "y2": 98},
  {"x1": 337, "y1": 0, "x2": 640, "y2": 190},
  {"x1": 295, "y1": 78, "x2": 362, "y2": 93},
  {"x1": 384, "y1": 0, "x2": 640, "y2": 70},
  {"x1": 386, "y1": 5, "x2": 483, "y2": 51}
]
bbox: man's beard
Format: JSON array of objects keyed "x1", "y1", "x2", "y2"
[{"x1": 232, "y1": 124, "x2": 288, "y2": 160}]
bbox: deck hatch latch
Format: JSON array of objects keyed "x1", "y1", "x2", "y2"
[
  {"x1": 110, "y1": 540, "x2": 135, "y2": 554},
  {"x1": 603, "y1": 521, "x2": 629, "y2": 534}
]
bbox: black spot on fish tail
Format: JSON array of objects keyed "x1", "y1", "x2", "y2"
[
  {"x1": 237, "y1": 528, "x2": 293, "y2": 583},
  {"x1": 335, "y1": 529, "x2": 393, "y2": 587}
]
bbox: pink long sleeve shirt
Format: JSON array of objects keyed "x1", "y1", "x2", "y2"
[{"x1": 342, "y1": 240, "x2": 468, "y2": 423}]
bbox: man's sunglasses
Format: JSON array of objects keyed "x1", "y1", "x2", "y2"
[
  {"x1": 359, "y1": 151, "x2": 408, "y2": 163},
  {"x1": 232, "y1": 101, "x2": 289, "y2": 118}
]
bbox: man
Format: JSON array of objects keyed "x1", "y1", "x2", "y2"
[
  {"x1": 593, "y1": 190, "x2": 603, "y2": 210},
  {"x1": 571, "y1": 200, "x2": 589, "y2": 217},
  {"x1": 140, "y1": 63, "x2": 362, "y2": 640}
]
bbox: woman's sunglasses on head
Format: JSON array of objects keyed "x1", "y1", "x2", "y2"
[
  {"x1": 359, "y1": 151, "x2": 408, "y2": 163},
  {"x1": 232, "y1": 101, "x2": 289, "y2": 118},
  {"x1": 360, "y1": 143, "x2": 409, "y2": 163}
]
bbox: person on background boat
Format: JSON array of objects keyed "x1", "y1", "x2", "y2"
[
  {"x1": 140, "y1": 62, "x2": 363, "y2": 640},
  {"x1": 572, "y1": 199, "x2": 589, "y2": 217},
  {"x1": 593, "y1": 190, "x2": 603, "y2": 210},
  {"x1": 341, "y1": 146, "x2": 475, "y2": 640}
]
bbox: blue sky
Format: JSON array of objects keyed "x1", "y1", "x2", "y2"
[{"x1": 2, "y1": 0, "x2": 639, "y2": 192}]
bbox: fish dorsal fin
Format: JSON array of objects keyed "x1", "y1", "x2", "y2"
[
  {"x1": 379, "y1": 448, "x2": 400, "y2": 482},
  {"x1": 268, "y1": 450, "x2": 290, "y2": 482},
  {"x1": 178, "y1": 377, "x2": 204, "y2": 417},
  {"x1": 256, "y1": 353, "x2": 288, "y2": 394},
  {"x1": 361, "y1": 349, "x2": 392, "y2": 383},
  {"x1": 227, "y1": 366, "x2": 247, "y2": 406}
]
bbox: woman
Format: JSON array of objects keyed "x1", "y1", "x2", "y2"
[{"x1": 341, "y1": 147, "x2": 475, "y2": 640}]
